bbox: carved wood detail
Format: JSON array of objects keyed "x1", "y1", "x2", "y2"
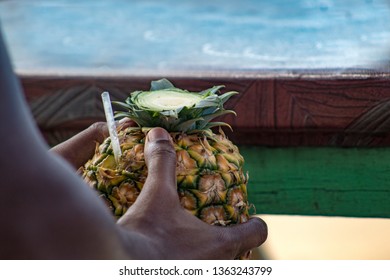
[{"x1": 21, "y1": 75, "x2": 390, "y2": 147}]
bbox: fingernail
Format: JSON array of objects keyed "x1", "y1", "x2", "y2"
[
  {"x1": 119, "y1": 117, "x2": 131, "y2": 124},
  {"x1": 147, "y1": 128, "x2": 170, "y2": 142}
]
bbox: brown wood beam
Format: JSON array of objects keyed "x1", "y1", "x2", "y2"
[{"x1": 20, "y1": 73, "x2": 390, "y2": 147}]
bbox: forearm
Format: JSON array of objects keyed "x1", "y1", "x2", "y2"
[
  {"x1": 50, "y1": 122, "x2": 108, "y2": 169},
  {"x1": 1, "y1": 150, "x2": 129, "y2": 259}
]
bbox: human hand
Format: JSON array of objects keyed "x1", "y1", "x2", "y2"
[
  {"x1": 117, "y1": 127, "x2": 268, "y2": 259},
  {"x1": 50, "y1": 118, "x2": 135, "y2": 169}
]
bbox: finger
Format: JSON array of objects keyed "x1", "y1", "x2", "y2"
[
  {"x1": 221, "y1": 217, "x2": 268, "y2": 258},
  {"x1": 89, "y1": 122, "x2": 109, "y2": 142},
  {"x1": 51, "y1": 122, "x2": 109, "y2": 169},
  {"x1": 138, "y1": 127, "x2": 178, "y2": 201},
  {"x1": 117, "y1": 117, "x2": 136, "y2": 130}
]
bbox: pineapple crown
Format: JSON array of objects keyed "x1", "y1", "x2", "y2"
[{"x1": 113, "y1": 78, "x2": 237, "y2": 133}]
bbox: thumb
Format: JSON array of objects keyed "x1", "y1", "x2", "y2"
[{"x1": 139, "y1": 127, "x2": 178, "y2": 200}]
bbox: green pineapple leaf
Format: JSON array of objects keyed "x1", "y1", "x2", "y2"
[{"x1": 150, "y1": 78, "x2": 175, "y2": 91}]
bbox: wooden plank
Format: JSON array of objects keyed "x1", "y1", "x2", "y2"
[
  {"x1": 241, "y1": 146, "x2": 390, "y2": 218},
  {"x1": 20, "y1": 74, "x2": 390, "y2": 147}
]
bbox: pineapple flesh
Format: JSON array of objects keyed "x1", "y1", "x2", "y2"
[{"x1": 80, "y1": 78, "x2": 250, "y2": 239}]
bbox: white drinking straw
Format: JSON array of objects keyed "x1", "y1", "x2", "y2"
[{"x1": 101, "y1": 91, "x2": 122, "y2": 164}]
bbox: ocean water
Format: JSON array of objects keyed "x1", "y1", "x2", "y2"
[{"x1": 0, "y1": 0, "x2": 389, "y2": 74}]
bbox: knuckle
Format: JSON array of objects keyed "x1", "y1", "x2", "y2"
[
  {"x1": 90, "y1": 121, "x2": 106, "y2": 130},
  {"x1": 248, "y1": 217, "x2": 268, "y2": 247},
  {"x1": 216, "y1": 218, "x2": 268, "y2": 258},
  {"x1": 251, "y1": 217, "x2": 268, "y2": 246},
  {"x1": 89, "y1": 122, "x2": 108, "y2": 138},
  {"x1": 87, "y1": 122, "x2": 109, "y2": 143}
]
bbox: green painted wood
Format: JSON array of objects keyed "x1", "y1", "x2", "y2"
[{"x1": 240, "y1": 147, "x2": 390, "y2": 218}]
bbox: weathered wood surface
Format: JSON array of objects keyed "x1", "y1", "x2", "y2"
[
  {"x1": 21, "y1": 74, "x2": 390, "y2": 147},
  {"x1": 241, "y1": 146, "x2": 390, "y2": 218}
]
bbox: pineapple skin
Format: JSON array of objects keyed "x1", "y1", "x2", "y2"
[{"x1": 80, "y1": 126, "x2": 250, "y2": 226}]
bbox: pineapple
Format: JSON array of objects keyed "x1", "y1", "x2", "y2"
[{"x1": 80, "y1": 78, "x2": 250, "y2": 238}]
